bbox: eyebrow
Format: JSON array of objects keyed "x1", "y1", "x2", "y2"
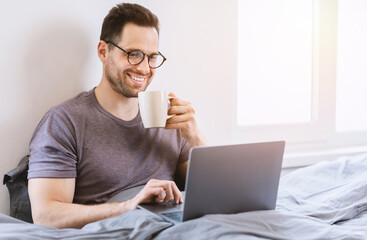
[{"x1": 125, "y1": 48, "x2": 160, "y2": 55}]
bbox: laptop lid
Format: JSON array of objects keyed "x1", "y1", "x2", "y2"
[
  {"x1": 138, "y1": 141, "x2": 285, "y2": 223},
  {"x1": 182, "y1": 141, "x2": 285, "y2": 221}
]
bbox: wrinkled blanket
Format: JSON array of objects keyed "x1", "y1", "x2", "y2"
[{"x1": 1, "y1": 154, "x2": 367, "y2": 240}]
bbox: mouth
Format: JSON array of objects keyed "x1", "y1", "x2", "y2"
[{"x1": 127, "y1": 72, "x2": 148, "y2": 86}]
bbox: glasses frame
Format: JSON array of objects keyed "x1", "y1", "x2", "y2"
[{"x1": 105, "y1": 41, "x2": 167, "y2": 69}]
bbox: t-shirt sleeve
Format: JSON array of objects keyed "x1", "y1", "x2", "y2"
[
  {"x1": 28, "y1": 108, "x2": 78, "y2": 179},
  {"x1": 178, "y1": 136, "x2": 191, "y2": 164}
]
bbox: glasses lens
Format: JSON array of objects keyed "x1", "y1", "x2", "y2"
[
  {"x1": 128, "y1": 51, "x2": 144, "y2": 65},
  {"x1": 149, "y1": 54, "x2": 165, "y2": 68}
]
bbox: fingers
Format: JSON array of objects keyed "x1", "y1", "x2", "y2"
[
  {"x1": 169, "y1": 96, "x2": 191, "y2": 109},
  {"x1": 163, "y1": 183, "x2": 173, "y2": 202},
  {"x1": 137, "y1": 179, "x2": 183, "y2": 205},
  {"x1": 168, "y1": 105, "x2": 195, "y2": 116},
  {"x1": 166, "y1": 113, "x2": 195, "y2": 126},
  {"x1": 151, "y1": 180, "x2": 182, "y2": 204},
  {"x1": 154, "y1": 188, "x2": 166, "y2": 202},
  {"x1": 167, "y1": 95, "x2": 195, "y2": 126},
  {"x1": 141, "y1": 187, "x2": 164, "y2": 202}
]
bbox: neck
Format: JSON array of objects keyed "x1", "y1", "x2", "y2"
[{"x1": 95, "y1": 80, "x2": 139, "y2": 121}]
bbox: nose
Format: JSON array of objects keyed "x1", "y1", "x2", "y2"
[{"x1": 135, "y1": 55, "x2": 150, "y2": 74}]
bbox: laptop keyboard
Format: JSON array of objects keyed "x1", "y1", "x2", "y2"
[
  {"x1": 161, "y1": 211, "x2": 183, "y2": 222},
  {"x1": 150, "y1": 200, "x2": 178, "y2": 208},
  {"x1": 149, "y1": 201, "x2": 183, "y2": 222},
  {"x1": 139, "y1": 199, "x2": 184, "y2": 223},
  {"x1": 149, "y1": 200, "x2": 184, "y2": 209}
]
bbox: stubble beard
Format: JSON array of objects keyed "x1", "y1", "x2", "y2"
[{"x1": 105, "y1": 65, "x2": 147, "y2": 98}]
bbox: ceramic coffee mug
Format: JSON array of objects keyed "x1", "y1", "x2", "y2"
[{"x1": 138, "y1": 91, "x2": 173, "y2": 128}]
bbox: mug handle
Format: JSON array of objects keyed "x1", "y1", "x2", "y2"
[{"x1": 167, "y1": 96, "x2": 175, "y2": 119}]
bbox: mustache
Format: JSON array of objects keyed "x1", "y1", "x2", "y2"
[{"x1": 125, "y1": 70, "x2": 151, "y2": 78}]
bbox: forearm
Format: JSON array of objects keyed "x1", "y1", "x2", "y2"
[
  {"x1": 185, "y1": 128, "x2": 207, "y2": 148},
  {"x1": 33, "y1": 199, "x2": 134, "y2": 229}
]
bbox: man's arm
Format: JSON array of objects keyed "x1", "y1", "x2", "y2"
[
  {"x1": 166, "y1": 93, "x2": 207, "y2": 186},
  {"x1": 29, "y1": 178, "x2": 182, "y2": 229},
  {"x1": 28, "y1": 178, "x2": 131, "y2": 229}
]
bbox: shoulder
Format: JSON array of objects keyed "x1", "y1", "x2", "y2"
[
  {"x1": 53, "y1": 90, "x2": 93, "y2": 112},
  {"x1": 33, "y1": 90, "x2": 94, "y2": 134},
  {"x1": 46, "y1": 90, "x2": 95, "y2": 120}
]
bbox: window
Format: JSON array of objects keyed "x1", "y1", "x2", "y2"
[
  {"x1": 238, "y1": 0, "x2": 313, "y2": 126},
  {"x1": 336, "y1": 0, "x2": 367, "y2": 132},
  {"x1": 237, "y1": 0, "x2": 367, "y2": 166}
]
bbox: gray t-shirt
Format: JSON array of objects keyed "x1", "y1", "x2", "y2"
[{"x1": 28, "y1": 89, "x2": 190, "y2": 204}]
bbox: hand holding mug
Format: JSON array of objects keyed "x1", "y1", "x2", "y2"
[{"x1": 165, "y1": 93, "x2": 207, "y2": 147}]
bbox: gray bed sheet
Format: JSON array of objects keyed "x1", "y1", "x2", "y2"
[{"x1": 1, "y1": 153, "x2": 367, "y2": 240}]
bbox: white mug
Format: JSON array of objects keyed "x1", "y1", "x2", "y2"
[{"x1": 138, "y1": 91, "x2": 173, "y2": 128}]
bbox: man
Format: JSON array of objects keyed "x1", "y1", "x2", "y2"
[{"x1": 27, "y1": 3, "x2": 206, "y2": 229}]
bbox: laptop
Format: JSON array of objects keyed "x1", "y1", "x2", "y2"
[{"x1": 138, "y1": 141, "x2": 285, "y2": 224}]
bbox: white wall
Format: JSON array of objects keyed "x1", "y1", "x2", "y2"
[{"x1": 0, "y1": 1, "x2": 237, "y2": 214}]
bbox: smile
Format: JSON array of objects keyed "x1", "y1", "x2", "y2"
[
  {"x1": 127, "y1": 72, "x2": 148, "y2": 86},
  {"x1": 131, "y1": 75, "x2": 145, "y2": 82}
]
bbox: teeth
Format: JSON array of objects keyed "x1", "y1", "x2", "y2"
[{"x1": 131, "y1": 75, "x2": 145, "y2": 81}]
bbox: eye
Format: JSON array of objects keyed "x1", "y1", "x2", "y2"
[
  {"x1": 129, "y1": 51, "x2": 144, "y2": 59},
  {"x1": 149, "y1": 54, "x2": 159, "y2": 62}
]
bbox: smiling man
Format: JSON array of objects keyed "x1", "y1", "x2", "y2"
[{"x1": 27, "y1": 3, "x2": 206, "y2": 229}]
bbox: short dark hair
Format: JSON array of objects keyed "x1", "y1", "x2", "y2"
[{"x1": 100, "y1": 3, "x2": 159, "y2": 45}]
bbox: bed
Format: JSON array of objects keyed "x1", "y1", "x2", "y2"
[{"x1": 1, "y1": 153, "x2": 367, "y2": 239}]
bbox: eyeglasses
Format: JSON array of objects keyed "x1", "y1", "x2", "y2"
[{"x1": 105, "y1": 41, "x2": 167, "y2": 69}]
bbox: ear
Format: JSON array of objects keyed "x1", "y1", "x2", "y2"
[{"x1": 97, "y1": 40, "x2": 108, "y2": 63}]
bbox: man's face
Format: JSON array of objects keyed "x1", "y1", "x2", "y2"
[{"x1": 104, "y1": 23, "x2": 159, "y2": 98}]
